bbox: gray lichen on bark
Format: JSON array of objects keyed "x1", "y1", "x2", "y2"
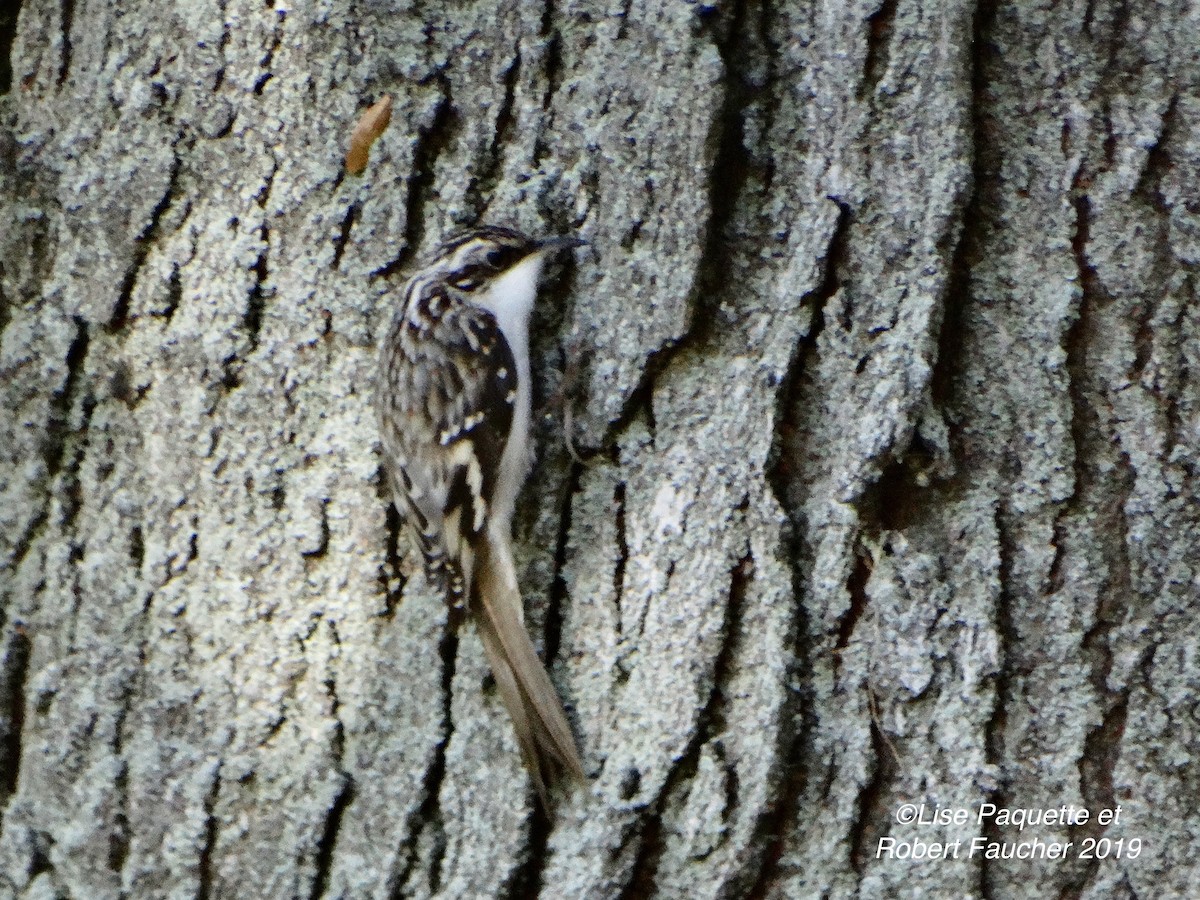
[{"x1": 2, "y1": 0, "x2": 1199, "y2": 899}]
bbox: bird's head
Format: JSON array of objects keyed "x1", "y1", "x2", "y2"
[{"x1": 431, "y1": 226, "x2": 584, "y2": 319}]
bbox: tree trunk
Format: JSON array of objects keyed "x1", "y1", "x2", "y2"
[{"x1": 2, "y1": 1, "x2": 1197, "y2": 898}]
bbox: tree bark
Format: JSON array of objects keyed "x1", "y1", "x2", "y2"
[{"x1": 1, "y1": 1, "x2": 1197, "y2": 898}]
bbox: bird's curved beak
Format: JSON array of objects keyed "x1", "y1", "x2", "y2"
[{"x1": 536, "y1": 235, "x2": 588, "y2": 254}]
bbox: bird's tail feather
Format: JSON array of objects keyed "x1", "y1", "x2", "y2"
[{"x1": 473, "y1": 537, "x2": 585, "y2": 804}]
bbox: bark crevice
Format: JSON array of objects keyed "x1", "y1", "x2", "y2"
[
  {"x1": 861, "y1": 0, "x2": 898, "y2": 97},
  {"x1": 373, "y1": 81, "x2": 456, "y2": 279},
  {"x1": 109, "y1": 150, "x2": 183, "y2": 331},
  {"x1": 618, "y1": 550, "x2": 753, "y2": 899},
  {"x1": 196, "y1": 768, "x2": 222, "y2": 900},
  {"x1": 330, "y1": 201, "x2": 358, "y2": 272},
  {"x1": 308, "y1": 775, "x2": 353, "y2": 900},
  {"x1": 388, "y1": 626, "x2": 458, "y2": 899},
  {"x1": 468, "y1": 48, "x2": 521, "y2": 218},
  {"x1": 0, "y1": 628, "x2": 30, "y2": 803},
  {"x1": 544, "y1": 460, "x2": 583, "y2": 666},
  {"x1": 848, "y1": 695, "x2": 899, "y2": 875},
  {"x1": 0, "y1": 0, "x2": 20, "y2": 94},
  {"x1": 377, "y1": 502, "x2": 407, "y2": 621},
  {"x1": 57, "y1": 0, "x2": 74, "y2": 86},
  {"x1": 597, "y1": 0, "x2": 750, "y2": 451},
  {"x1": 979, "y1": 512, "x2": 1017, "y2": 900}
]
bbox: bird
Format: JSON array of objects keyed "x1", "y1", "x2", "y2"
[{"x1": 375, "y1": 224, "x2": 586, "y2": 805}]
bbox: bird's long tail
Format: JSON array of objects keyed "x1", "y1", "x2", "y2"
[{"x1": 473, "y1": 536, "x2": 585, "y2": 806}]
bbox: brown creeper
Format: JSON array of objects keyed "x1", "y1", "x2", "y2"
[{"x1": 376, "y1": 225, "x2": 586, "y2": 803}]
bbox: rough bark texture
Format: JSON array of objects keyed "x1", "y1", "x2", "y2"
[{"x1": 1, "y1": 1, "x2": 1197, "y2": 898}]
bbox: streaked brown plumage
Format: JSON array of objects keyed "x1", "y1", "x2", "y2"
[{"x1": 376, "y1": 225, "x2": 585, "y2": 804}]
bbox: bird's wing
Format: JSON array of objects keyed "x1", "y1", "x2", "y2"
[{"x1": 377, "y1": 278, "x2": 517, "y2": 603}]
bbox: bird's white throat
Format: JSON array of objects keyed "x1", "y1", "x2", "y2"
[{"x1": 477, "y1": 251, "x2": 545, "y2": 341}]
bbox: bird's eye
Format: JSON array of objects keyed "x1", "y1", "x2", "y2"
[{"x1": 485, "y1": 247, "x2": 505, "y2": 267}]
